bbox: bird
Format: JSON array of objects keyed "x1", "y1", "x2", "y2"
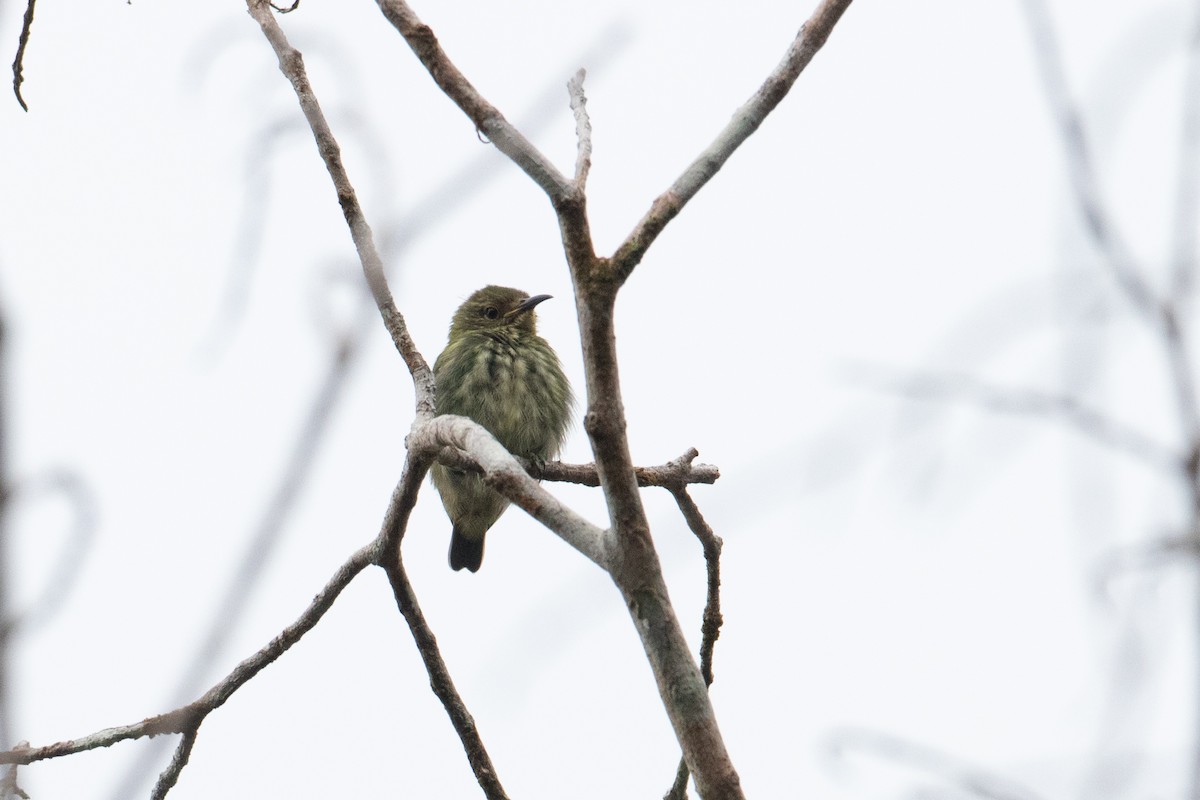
[{"x1": 431, "y1": 285, "x2": 574, "y2": 572}]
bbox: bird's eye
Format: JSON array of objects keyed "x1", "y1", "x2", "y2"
[{"x1": 482, "y1": 306, "x2": 500, "y2": 320}]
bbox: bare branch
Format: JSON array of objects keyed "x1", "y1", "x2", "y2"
[
  {"x1": 670, "y1": 488, "x2": 723, "y2": 685},
  {"x1": 106, "y1": 343, "x2": 359, "y2": 799},
  {"x1": 0, "y1": 748, "x2": 29, "y2": 800},
  {"x1": 374, "y1": 0, "x2": 572, "y2": 201},
  {"x1": 126, "y1": 32, "x2": 631, "y2": 794},
  {"x1": 148, "y1": 728, "x2": 198, "y2": 800},
  {"x1": 664, "y1": 761, "x2": 690, "y2": 800},
  {"x1": 0, "y1": 541, "x2": 375, "y2": 767},
  {"x1": 366, "y1": 446, "x2": 510, "y2": 798},
  {"x1": 10, "y1": 0, "x2": 36, "y2": 111},
  {"x1": 849, "y1": 366, "x2": 1185, "y2": 475},
  {"x1": 568, "y1": 68, "x2": 592, "y2": 189},
  {"x1": 246, "y1": 0, "x2": 434, "y2": 417},
  {"x1": 1020, "y1": 0, "x2": 1158, "y2": 317},
  {"x1": 409, "y1": 415, "x2": 610, "y2": 568},
  {"x1": 568, "y1": 278, "x2": 745, "y2": 797},
  {"x1": 611, "y1": 0, "x2": 854, "y2": 281},
  {"x1": 546, "y1": 451, "x2": 718, "y2": 487},
  {"x1": 121, "y1": 34, "x2": 633, "y2": 788},
  {"x1": 372, "y1": 0, "x2": 602, "y2": 281},
  {"x1": 369, "y1": 0, "x2": 853, "y2": 793},
  {"x1": 381, "y1": 553, "x2": 510, "y2": 799},
  {"x1": 432, "y1": 446, "x2": 718, "y2": 489},
  {"x1": 663, "y1": 485, "x2": 725, "y2": 800}
]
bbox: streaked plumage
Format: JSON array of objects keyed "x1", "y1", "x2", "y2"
[{"x1": 432, "y1": 286, "x2": 573, "y2": 572}]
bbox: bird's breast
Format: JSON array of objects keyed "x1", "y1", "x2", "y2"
[{"x1": 437, "y1": 334, "x2": 571, "y2": 459}]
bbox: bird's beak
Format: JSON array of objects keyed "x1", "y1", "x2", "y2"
[{"x1": 507, "y1": 294, "x2": 552, "y2": 319}]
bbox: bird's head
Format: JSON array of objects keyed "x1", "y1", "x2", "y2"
[{"x1": 449, "y1": 285, "x2": 553, "y2": 337}]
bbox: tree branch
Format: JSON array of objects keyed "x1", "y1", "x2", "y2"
[
  {"x1": 148, "y1": 728, "x2": 198, "y2": 800},
  {"x1": 369, "y1": 445, "x2": 511, "y2": 797},
  {"x1": 381, "y1": 554, "x2": 509, "y2": 799},
  {"x1": 570, "y1": 276, "x2": 742, "y2": 797},
  {"x1": 669, "y1": 487, "x2": 723, "y2": 687},
  {"x1": 663, "y1": 483, "x2": 725, "y2": 800},
  {"x1": 409, "y1": 415, "x2": 610, "y2": 568},
  {"x1": 10, "y1": 0, "x2": 36, "y2": 111},
  {"x1": 0, "y1": 540, "x2": 375, "y2": 769},
  {"x1": 247, "y1": 0, "x2": 434, "y2": 417},
  {"x1": 434, "y1": 445, "x2": 719, "y2": 489},
  {"x1": 568, "y1": 68, "x2": 592, "y2": 190},
  {"x1": 0, "y1": 748, "x2": 28, "y2": 800},
  {"x1": 611, "y1": 0, "x2": 854, "y2": 282},
  {"x1": 372, "y1": 0, "x2": 850, "y2": 794},
  {"x1": 373, "y1": 0, "x2": 571, "y2": 201}
]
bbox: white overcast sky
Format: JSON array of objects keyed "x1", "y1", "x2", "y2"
[{"x1": 1, "y1": 0, "x2": 1196, "y2": 798}]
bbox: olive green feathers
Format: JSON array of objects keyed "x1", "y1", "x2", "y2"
[{"x1": 432, "y1": 286, "x2": 573, "y2": 572}]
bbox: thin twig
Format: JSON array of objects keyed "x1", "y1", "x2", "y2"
[
  {"x1": 670, "y1": 489, "x2": 723, "y2": 685},
  {"x1": 553, "y1": 447, "x2": 718, "y2": 487},
  {"x1": 664, "y1": 761, "x2": 690, "y2": 800},
  {"x1": 568, "y1": 68, "x2": 592, "y2": 189},
  {"x1": 662, "y1": 484, "x2": 725, "y2": 800},
  {"x1": 611, "y1": 0, "x2": 854, "y2": 283},
  {"x1": 0, "y1": 541, "x2": 375, "y2": 767},
  {"x1": 106, "y1": 342, "x2": 356, "y2": 800},
  {"x1": 11, "y1": 0, "x2": 36, "y2": 111},
  {"x1": 382, "y1": 556, "x2": 509, "y2": 800},
  {"x1": 247, "y1": 0, "x2": 434, "y2": 415},
  {"x1": 434, "y1": 446, "x2": 719, "y2": 489},
  {"x1": 374, "y1": 0, "x2": 572, "y2": 201},
  {"x1": 372, "y1": 447, "x2": 510, "y2": 798},
  {"x1": 367, "y1": 441, "x2": 513, "y2": 796},
  {"x1": 1021, "y1": 0, "x2": 1158, "y2": 318},
  {"x1": 148, "y1": 728, "x2": 198, "y2": 800},
  {"x1": 0, "y1": 749, "x2": 29, "y2": 800}
]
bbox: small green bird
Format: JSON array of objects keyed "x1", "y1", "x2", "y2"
[{"x1": 432, "y1": 285, "x2": 574, "y2": 572}]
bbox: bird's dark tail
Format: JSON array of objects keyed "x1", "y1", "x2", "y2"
[{"x1": 449, "y1": 526, "x2": 485, "y2": 572}]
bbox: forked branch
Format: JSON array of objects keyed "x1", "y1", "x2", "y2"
[
  {"x1": 0, "y1": 541, "x2": 377, "y2": 769},
  {"x1": 247, "y1": 0, "x2": 434, "y2": 416},
  {"x1": 373, "y1": 1, "x2": 854, "y2": 797},
  {"x1": 611, "y1": 0, "x2": 854, "y2": 282}
]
